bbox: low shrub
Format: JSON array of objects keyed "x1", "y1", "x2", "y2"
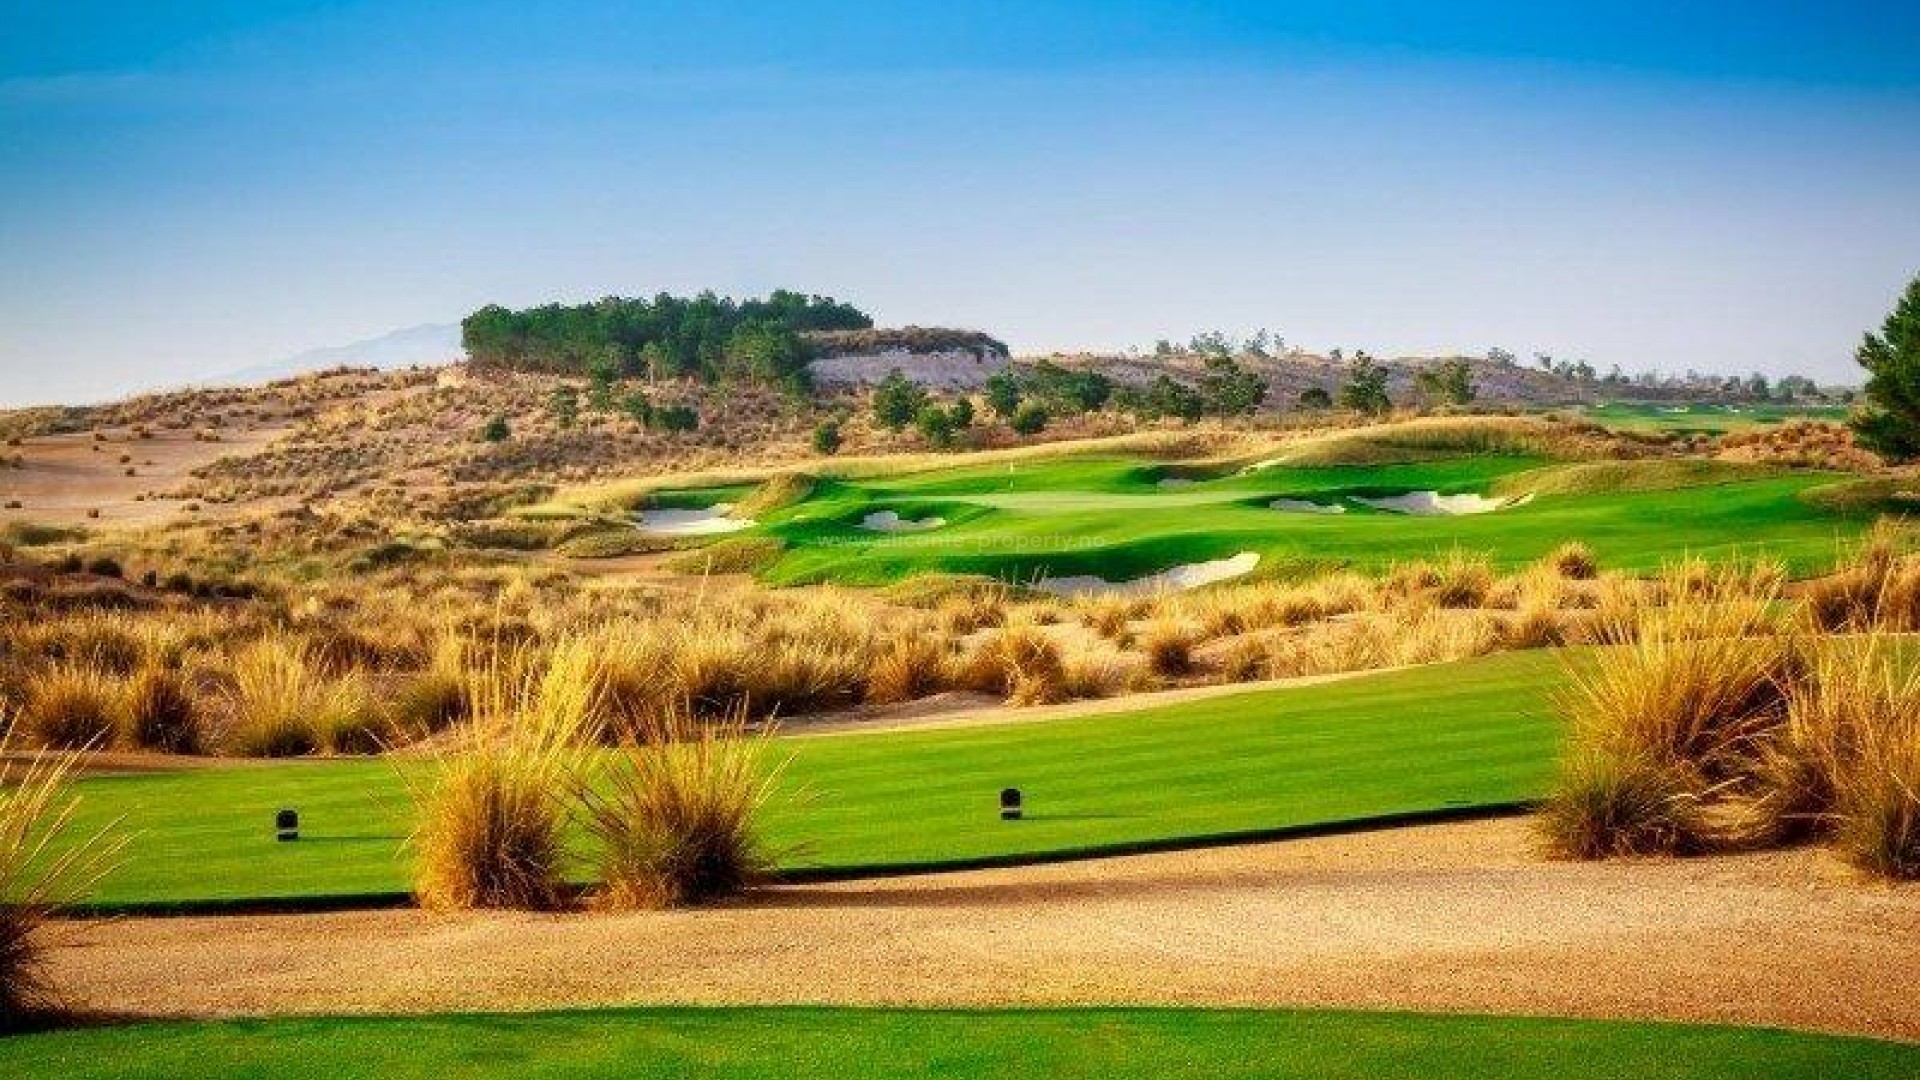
[
  {"x1": 120, "y1": 665, "x2": 201, "y2": 754},
  {"x1": 865, "y1": 635, "x2": 951, "y2": 706},
  {"x1": 1139, "y1": 618, "x2": 1198, "y2": 677},
  {"x1": 1537, "y1": 749, "x2": 1709, "y2": 858},
  {"x1": 578, "y1": 710, "x2": 782, "y2": 909},
  {"x1": 1545, "y1": 541, "x2": 1599, "y2": 580},
  {"x1": 962, "y1": 622, "x2": 1067, "y2": 706},
  {"x1": 224, "y1": 637, "x2": 372, "y2": 756},
  {"x1": 409, "y1": 639, "x2": 601, "y2": 910},
  {"x1": 18, "y1": 666, "x2": 122, "y2": 750},
  {"x1": 1, "y1": 724, "x2": 120, "y2": 1025}
]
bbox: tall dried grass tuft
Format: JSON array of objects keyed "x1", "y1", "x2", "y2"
[
  {"x1": 1139, "y1": 618, "x2": 1199, "y2": 677},
  {"x1": 1, "y1": 719, "x2": 121, "y2": 1025},
  {"x1": 1544, "y1": 541, "x2": 1599, "y2": 580},
  {"x1": 577, "y1": 709, "x2": 784, "y2": 909},
  {"x1": 864, "y1": 634, "x2": 952, "y2": 706},
  {"x1": 120, "y1": 665, "x2": 200, "y2": 754},
  {"x1": 1538, "y1": 749, "x2": 1709, "y2": 859},
  {"x1": 1541, "y1": 564, "x2": 1798, "y2": 858},
  {"x1": 1766, "y1": 635, "x2": 1920, "y2": 876},
  {"x1": 17, "y1": 666, "x2": 122, "y2": 751},
  {"x1": 961, "y1": 622, "x2": 1067, "y2": 706},
  {"x1": 1804, "y1": 522, "x2": 1920, "y2": 632},
  {"x1": 224, "y1": 636, "x2": 372, "y2": 756},
  {"x1": 409, "y1": 637, "x2": 602, "y2": 910}
]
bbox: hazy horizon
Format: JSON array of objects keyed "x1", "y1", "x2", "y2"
[{"x1": 4, "y1": 2, "x2": 1918, "y2": 407}]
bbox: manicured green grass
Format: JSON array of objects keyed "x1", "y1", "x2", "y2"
[
  {"x1": 671, "y1": 454, "x2": 1867, "y2": 586},
  {"x1": 3, "y1": 1007, "x2": 1912, "y2": 1079},
  {"x1": 1579, "y1": 401, "x2": 1850, "y2": 436},
  {"x1": 66, "y1": 650, "x2": 1563, "y2": 908}
]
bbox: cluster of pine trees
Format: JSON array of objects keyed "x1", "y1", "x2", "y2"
[{"x1": 461, "y1": 290, "x2": 872, "y2": 391}]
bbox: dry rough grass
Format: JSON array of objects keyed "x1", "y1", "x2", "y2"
[
  {"x1": 1541, "y1": 555, "x2": 1920, "y2": 879},
  {"x1": 408, "y1": 639, "x2": 601, "y2": 911},
  {"x1": 578, "y1": 711, "x2": 783, "y2": 909},
  {"x1": 223, "y1": 636, "x2": 373, "y2": 757},
  {"x1": 0, "y1": 722, "x2": 119, "y2": 1026}
]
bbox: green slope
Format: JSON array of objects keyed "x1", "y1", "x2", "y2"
[
  {"x1": 1, "y1": 1008, "x2": 1911, "y2": 1080},
  {"x1": 66, "y1": 650, "x2": 1564, "y2": 908},
  {"x1": 654, "y1": 454, "x2": 1869, "y2": 586}
]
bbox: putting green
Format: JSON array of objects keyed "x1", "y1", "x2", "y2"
[
  {"x1": 66, "y1": 650, "x2": 1563, "y2": 909},
  {"x1": 1, "y1": 1007, "x2": 1911, "y2": 1079},
  {"x1": 663, "y1": 454, "x2": 1868, "y2": 586}
]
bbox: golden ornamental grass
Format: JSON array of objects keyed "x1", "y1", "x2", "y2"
[
  {"x1": 577, "y1": 709, "x2": 785, "y2": 909},
  {"x1": 224, "y1": 634, "x2": 373, "y2": 757},
  {"x1": 1769, "y1": 634, "x2": 1920, "y2": 877},
  {"x1": 1, "y1": 718, "x2": 122, "y2": 1024},
  {"x1": 408, "y1": 636, "x2": 602, "y2": 911},
  {"x1": 1540, "y1": 561, "x2": 1799, "y2": 858}
]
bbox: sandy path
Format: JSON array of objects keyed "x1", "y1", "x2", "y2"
[{"x1": 46, "y1": 818, "x2": 1920, "y2": 1039}]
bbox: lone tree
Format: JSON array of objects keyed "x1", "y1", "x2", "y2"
[
  {"x1": 1852, "y1": 273, "x2": 1920, "y2": 462},
  {"x1": 811, "y1": 418, "x2": 843, "y2": 455},
  {"x1": 1415, "y1": 358, "x2": 1477, "y2": 409},
  {"x1": 984, "y1": 371, "x2": 1022, "y2": 419},
  {"x1": 872, "y1": 369, "x2": 928, "y2": 432},
  {"x1": 1338, "y1": 352, "x2": 1392, "y2": 416}
]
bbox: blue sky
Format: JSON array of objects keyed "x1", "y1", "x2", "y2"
[{"x1": 3, "y1": 2, "x2": 1918, "y2": 405}]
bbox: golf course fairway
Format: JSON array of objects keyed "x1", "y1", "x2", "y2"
[{"x1": 67, "y1": 650, "x2": 1563, "y2": 909}]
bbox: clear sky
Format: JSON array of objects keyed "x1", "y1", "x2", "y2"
[{"x1": 3, "y1": 1, "x2": 1918, "y2": 405}]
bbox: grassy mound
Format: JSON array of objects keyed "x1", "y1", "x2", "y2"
[
  {"x1": 1253, "y1": 416, "x2": 1613, "y2": 467},
  {"x1": 1491, "y1": 459, "x2": 1782, "y2": 497}
]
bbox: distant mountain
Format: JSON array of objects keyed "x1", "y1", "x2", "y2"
[{"x1": 209, "y1": 323, "x2": 462, "y2": 385}]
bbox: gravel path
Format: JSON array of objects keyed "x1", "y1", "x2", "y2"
[{"x1": 46, "y1": 818, "x2": 1920, "y2": 1039}]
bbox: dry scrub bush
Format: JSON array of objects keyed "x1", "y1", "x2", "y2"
[
  {"x1": 1541, "y1": 559, "x2": 1920, "y2": 876},
  {"x1": 1139, "y1": 618, "x2": 1199, "y2": 677},
  {"x1": 120, "y1": 665, "x2": 200, "y2": 754},
  {"x1": 865, "y1": 634, "x2": 953, "y2": 706},
  {"x1": 1545, "y1": 541, "x2": 1599, "y2": 580},
  {"x1": 962, "y1": 622, "x2": 1068, "y2": 705},
  {"x1": 587, "y1": 600, "x2": 876, "y2": 730},
  {"x1": 224, "y1": 636, "x2": 374, "y2": 756},
  {"x1": 1766, "y1": 637, "x2": 1920, "y2": 877},
  {"x1": 1804, "y1": 523, "x2": 1920, "y2": 633},
  {"x1": 18, "y1": 666, "x2": 121, "y2": 750},
  {"x1": 0, "y1": 721, "x2": 120, "y2": 1025},
  {"x1": 577, "y1": 709, "x2": 783, "y2": 909},
  {"x1": 1538, "y1": 750, "x2": 1709, "y2": 859},
  {"x1": 1075, "y1": 594, "x2": 1149, "y2": 640},
  {"x1": 410, "y1": 638, "x2": 601, "y2": 910},
  {"x1": 1432, "y1": 550, "x2": 1496, "y2": 608},
  {"x1": 387, "y1": 633, "x2": 473, "y2": 740}
]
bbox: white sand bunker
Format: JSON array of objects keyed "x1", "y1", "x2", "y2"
[
  {"x1": 1034, "y1": 552, "x2": 1260, "y2": 598},
  {"x1": 636, "y1": 503, "x2": 755, "y2": 535},
  {"x1": 1351, "y1": 491, "x2": 1533, "y2": 516},
  {"x1": 1156, "y1": 477, "x2": 1196, "y2": 489},
  {"x1": 1270, "y1": 498, "x2": 1346, "y2": 515},
  {"x1": 860, "y1": 510, "x2": 946, "y2": 533}
]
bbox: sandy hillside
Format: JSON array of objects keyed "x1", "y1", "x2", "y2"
[{"x1": 0, "y1": 425, "x2": 291, "y2": 527}]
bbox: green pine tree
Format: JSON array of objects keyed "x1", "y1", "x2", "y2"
[{"x1": 1852, "y1": 274, "x2": 1920, "y2": 462}]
